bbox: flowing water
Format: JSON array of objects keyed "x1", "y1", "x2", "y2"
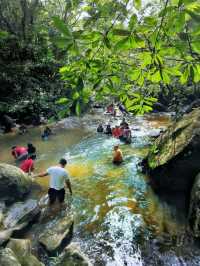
[{"x1": 0, "y1": 112, "x2": 200, "y2": 265}]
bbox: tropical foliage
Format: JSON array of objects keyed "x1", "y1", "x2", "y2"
[{"x1": 1, "y1": 0, "x2": 200, "y2": 118}]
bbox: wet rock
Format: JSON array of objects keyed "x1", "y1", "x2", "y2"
[
  {"x1": 0, "y1": 229, "x2": 13, "y2": 245},
  {"x1": 3, "y1": 199, "x2": 40, "y2": 229},
  {"x1": 39, "y1": 212, "x2": 73, "y2": 254},
  {"x1": 188, "y1": 173, "x2": 200, "y2": 237},
  {"x1": 7, "y1": 238, "x2": 44, "y2": 266},
  {"x1": 57, "y1": 243, "x2": 92, "y2": 266},
  {"x1": 142, "y1": 108, "x2": 200, "y2": 193},
  {"x1": 0, "y1": 248, "x2": 21, "y2": 266},
  {"x1": 0, "y1": 163, "x2": 32, "y2": 202}
]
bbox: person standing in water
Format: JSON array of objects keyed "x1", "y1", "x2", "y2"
[
  {"x1": 113, "y1": 145, "x2": 123, "y2": 165},
  {"x1": 11, "y1": 146, "x2": 28, "y2": 161},
  {"x1": 20, "y1": 154, "x2": 35, "y2": 175},
  {"x1": 35, "y1": 158, "x2": 72, "y2": 209}
]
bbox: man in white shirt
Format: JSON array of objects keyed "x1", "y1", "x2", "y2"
[{"x1": 36, "y1": 158, "x2": 72, "y2": 206}]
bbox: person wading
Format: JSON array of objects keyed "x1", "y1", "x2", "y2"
[
  {"x1": 113, "y1": 145, "x2": 123, "y2": 165},
  {"x1": 35, "y1": 158, "x2": 72, "y2": 210}
]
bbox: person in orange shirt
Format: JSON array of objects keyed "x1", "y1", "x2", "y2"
[{"x1": 113, "y1": 145, "x2": 123, "y2": 165}]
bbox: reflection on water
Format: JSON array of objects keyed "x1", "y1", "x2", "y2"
[{"x1": 0, "y1": 113, "x2": 200, "y2": 265}]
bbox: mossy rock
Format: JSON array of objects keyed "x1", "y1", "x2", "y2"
[{"x1": 147, "y1": 108, "x2": 200, "y2": 169}]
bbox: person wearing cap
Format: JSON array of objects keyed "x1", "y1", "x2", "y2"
[{"x1": 35, "y1": 158, "x2": 72, "y2": 207}]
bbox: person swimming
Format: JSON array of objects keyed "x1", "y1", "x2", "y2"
[
  {"x1": 104, "y1": 124, "x2": 112, "y2": 135},
  {"x1": 41, "y1": 126, "x2": 52, "y2": 140},
  {"x1": 113, "y1": 145, "x2": 123, "y2": 165},
  {"x1": 97, "y1": 124, "x2": 104, "y2": 133}
]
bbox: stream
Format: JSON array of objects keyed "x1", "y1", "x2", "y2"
[{"x1": 1, "y1": 111, "x2": 200, "y2": 265}]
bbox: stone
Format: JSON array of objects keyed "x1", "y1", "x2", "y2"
[
  {"x1": 0, "y1": 229, "x2": 13, "y2": 245},
  {"x1": 39, "y1": 212, "x2": 73, "y2": 254},
  {"x1": 188, "y1": 173, "x2": 200, "y2": 237},
  {"x1": 7, "y1": 238, "x2": 44, "y2": 266},
  {"x1": 3, "y1": 199, "x2": 40, "y2": 229},
  {"x1": 142, "y1": 108, "x2": 200, "y2": 193},
  {"x1": 0, "y1": 163, "x2": 32, "y2": 202},
  {"x1": 57, "y1": 243, "x2": 92, "y2": 266},
  {"x1": 0, "y1": 248, "x2": 21, "y2": 266}
]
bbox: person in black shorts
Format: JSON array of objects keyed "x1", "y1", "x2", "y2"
[{"x1": 36, "y1": 158, "x2": 72, "y2": 208}]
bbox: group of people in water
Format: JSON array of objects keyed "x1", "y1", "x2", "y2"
[
  {"x1": 97, "y1": 117, "x2": 132, "y2": 165},
  {"x1": 11, "y1": 143, "x2": 36, "y2": 174},
  {"x1": 97, "y1": 118, "x2": 132, "y2": 144},
  {"x1": 11, "y1": 126, "x2": 53, "y2": 174},
  {"x1": 9, "y1": 115, "x2": 130, "y2": 210}
]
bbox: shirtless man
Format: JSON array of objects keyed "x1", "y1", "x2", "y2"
[{"x1": 113, "y1": 145, "x2": 123, "y2": 165}]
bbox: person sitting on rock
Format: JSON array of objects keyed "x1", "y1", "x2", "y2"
[
  {"x1": 113, "y1": 145, "x2": 123, "y2": 165},
  {"x1": 35, "y1": 158, "x2": 72, "y2": 209},
  {"x1": 20, "y1": 154, "x2": 35, "y2": 175},
  {"x1": 41, "y1": 126, "x2": 52, "y2": 140},
  {"x1": 11, "y1": 146, "x2": 28, "y2": 161},
  {"x1": 97, "y1": 124, "x2": 104, "y2": 133},
  {"x1": 105, "y1": 124, "x2": 112, "y2": 135},
  {"x1": 27, "y1": 143, "x2": 36, "y2": 159}
]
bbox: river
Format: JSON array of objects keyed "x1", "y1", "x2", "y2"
[{"x1": 0, "y1": 111, "x2": 200, "y2": 265}]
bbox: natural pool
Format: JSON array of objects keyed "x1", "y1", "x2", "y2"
[{"x1": 1, "y1": 113, "x2": 200, "y2": 265}]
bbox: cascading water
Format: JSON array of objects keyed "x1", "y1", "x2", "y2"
[{"x1": 1, "y1": 112, "x2": 200, "y2": 265}]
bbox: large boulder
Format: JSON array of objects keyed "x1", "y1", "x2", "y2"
[
  {"x1": 0, "y1": 163, "x2": 32, "y2": 202},
  {"x1": 39, "y1": 212, "x2": 73, "y2": 255},
  {"x1": 3, "y1": 199, "x2": 40, "y2": 229},
  {"x1": 188, "y1": 173, "x2": 200, "y2": 237},
  {"x1": 0, "y1": 248, "x2": 21, "y2": 266},
  {"x1": 142, "y1": 108, "x2": 200, "y2": 194},
  {"x1": 57, "y1": 243, "x2": 92, "y2": 266},
  {"x1": 7, "y1": 238, "x2": 44, "y2": 266}
]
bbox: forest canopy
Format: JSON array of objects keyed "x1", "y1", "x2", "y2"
[{"x1": 1, "y1": 0, "x2": 200, "y2": 119}]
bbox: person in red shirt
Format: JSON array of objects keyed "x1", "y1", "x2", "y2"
[
  {"x1": 11, "y1": 146, "x2": 28, "y2": 161},
  {"x1": 20, "y1": 155, "x2": 35, "y2": 174}
]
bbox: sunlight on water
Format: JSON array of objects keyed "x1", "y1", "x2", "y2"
[{"x1": 1, "y1": 113, "x2": 199, "y2": 265}]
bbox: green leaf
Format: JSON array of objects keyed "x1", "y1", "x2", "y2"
[
  {"x1": 162, "y1": 71, "x2": 171, "y2": 84},
  {"x1": 134, "y1": 0, "x2": 141, "y2": 10},
  {"x1": 185, "y1": 9, "x2": 200, "y2": 22},
  {"x1": 180, "y1": 67, "x2": 189, "y2": 84},
  {"x1": 192, "y1": 41, "x2": 200, "y2": 54},
  {"x1": 129, "y1": 69, "x2": 141, "y2": 81},
  {"x1": 52, "y1": 16, "x2": 72, "y2": 38},
  {"x1": 150, "y1": 71, "x2": 161, "y2": 83},
  {"x1": 0, "y1": 31, "x2": 9, "y2": 38},
  {"x1": 129, "y1": 14, "x2": 137, "y2": 29},
  {"x1": 104, "y1": 36, "x2": 111, "y2": 49},
  {"x1": 52, "y1": 37, "x2": 73, "y2": 48},
  {"x1": 75, "y1": 101, "x2": 81, "y2": 116},
  {"x1": 112, "y1": 29, "x2": 131, "y2": 36},
  {"x1": 56, "y1": 98, "x2": 69, "y2": 104},
  {"x1": 72, "y1": 91, "x2": 80, "y2": 100},
  {"x1": 193, "y1": 66, "x2": 200, "y2": 83}
]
